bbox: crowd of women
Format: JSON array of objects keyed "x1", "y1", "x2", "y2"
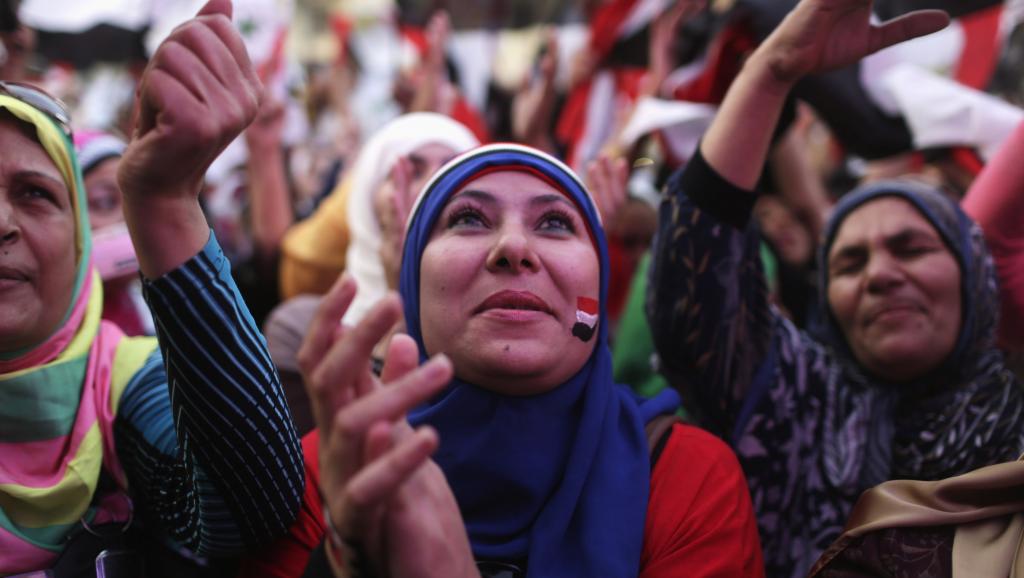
[{"x1": 1, "y1": 0, "x2": 1023, "y2": 576}]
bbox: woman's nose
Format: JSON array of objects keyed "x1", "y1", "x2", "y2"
[
  {"x1": 486, "y1": 227, "x2": 538, "y2": 273},
  {"x1": 0, "y1": 198, "x2": 19, "y2": 246},
  {"x1": 864, "y1": 251, "x2": 905, "y2": 293}
]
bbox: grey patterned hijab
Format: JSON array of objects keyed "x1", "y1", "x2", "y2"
[{"x1": 817, "y1": 180, "x2": 1024, "y2": 489}]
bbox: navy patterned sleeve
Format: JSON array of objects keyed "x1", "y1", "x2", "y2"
[
  {"x1": 645, "y1": 149, "x2": 776, "y2": 438},
  {"x1": 114, "y1": 232, "x2": 304, "y2": 556}
]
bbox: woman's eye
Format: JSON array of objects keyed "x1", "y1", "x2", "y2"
[
  {"x1": 21, "y1": 185, "x2": 57, "y2": 205},
  {"x1": 447, "y1": 207, "x2": 487, "y2": 229},
  {"x1": 898, "y1": 245, "x2": 932, "y2": 258},
  {"x1": 538, "y1": 212, "x2": 575, "y2": 233},
  {"x1": 831, "y1": 259, "x2": 863, "y2": 277}
]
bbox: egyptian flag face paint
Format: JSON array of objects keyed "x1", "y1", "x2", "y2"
[{"x1": 572, "y1": 297, "x2": 599, "y2": 342}]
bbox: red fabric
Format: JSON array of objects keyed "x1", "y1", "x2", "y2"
[
  {"x1": 241, "y1": 425, "x2": 764, "y2": 578},
  {"x1": 671, "y1": 18, "x2": 757, "y2": 105},
  {"x1": 953, "y1": 5, "x2": 1003, "y2": 90},
  {"x1": 640, "y1": 424, "x2": 765, "y2": 578},
  {"x1": 607, "y1": 236, "x2": 633, "y2": 323},
  {"x1": 962, "y1": 121, "x2": 1024, "y2": 350},
  {"x1": 588, "y1": 0, "x2": 640, "y2": 62},
  {"x1": 237, "y1": 431, "x2": 325, "y2": 578},
  {"x1": 450, "y1": 96, "x2": 492, "y2": 144},
  {"x1": 556, "y1": 68, "x2": 646, "y2": 168}
]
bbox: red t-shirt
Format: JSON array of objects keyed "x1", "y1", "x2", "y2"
[{"x1": 240, "y1": 425, "x2": 765, "y2": 577}]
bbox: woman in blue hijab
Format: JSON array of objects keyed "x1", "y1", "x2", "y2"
[{"x1": 292, "y1": 144, "x2": 765, "y2": 578}]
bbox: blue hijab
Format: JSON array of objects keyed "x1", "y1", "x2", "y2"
[{"x1": 400, "y1": 144, "x2": 678, "y2": 577}]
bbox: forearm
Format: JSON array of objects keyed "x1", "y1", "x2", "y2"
[
  {"x1": 646, "y1": 152, "x2": 773, "y2": 433},
  {"x1": 700, "y1": 50, "x2": 795, "y2": 190},
  {"x1": 122, "y1": 193, "x2": 211, "y2": 280},
  {"x1": 963, "y1": 121, "x2": 1024, "y2": 238},
  {"x1": 141, "y1": 234, "x2": 305, "y2": 547},
  {"x1": 247, "y1": 142, "x2": 295, "y2": 260}
]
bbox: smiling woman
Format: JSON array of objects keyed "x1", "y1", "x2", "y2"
[
  {"x1": 644, "y1": 0, "x2": 1024, "y2": 575},
  {"x1": 0, "y1": 1, "x2": 303, "y2": 574},
  {"x1": 269, "y1": 144, "x2": 766, "y2": 578}
]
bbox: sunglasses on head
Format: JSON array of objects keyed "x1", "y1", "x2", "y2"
[{"x1": 0, "y1": 80, "x2": 73, "y2": 138}]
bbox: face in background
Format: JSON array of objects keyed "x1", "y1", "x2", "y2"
[
  {"x1": 419, "y1": 170, "x2": 601, "y2": 395},
  {"x1": 84, "y1": 157, "x2": 123, "y2": 231},
  {"x1": 827, "y1": 197, "x2": 962, "y2": 382},
  {"x1": 375, "y1": 142, "x2": 457, "y2": 290},
  {"x1": 755, "y1": 195, "x2": 814, "y2": 267},
  {"x1": 0, "y1": 116, "x2": 77, "y2": 352}
]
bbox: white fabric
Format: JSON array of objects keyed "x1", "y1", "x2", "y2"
[
  {"x1": 20, "y1": 0, "x2": 150, "y2": 32},
  {"x1": 860, "y1": 22, "x2": 965, "y2": 115},
  {"x1": 880, "y1": 64, "x2": 1024, "y2": 161},
  {"x1": 618, "y1": 96, "x2": 717, "y2": 161},
  {"x1": 343, "y1": 113, "x2": 479, "y2": 325}
]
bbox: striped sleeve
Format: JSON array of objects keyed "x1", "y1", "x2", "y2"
[{"x1": 118, "y1": 232, "x2": 304, "y2": 555}]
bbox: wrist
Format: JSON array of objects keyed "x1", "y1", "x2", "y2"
[
  {"x1": 323, "y1": 503, "x2": 374, "y2": 578},
  {"x1": 742, "y1": 48, "x2": 801, "y2": 96}
]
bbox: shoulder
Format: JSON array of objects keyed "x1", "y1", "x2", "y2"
[
  {"x1": 652, "y1": 424, "x2": 743, "y2": 490},
  {"x1": 641, "y1": 424, "x2": 765, "y2": 578}
]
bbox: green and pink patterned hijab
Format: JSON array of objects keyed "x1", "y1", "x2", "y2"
[{"x1": 0, "y1": 95, "x2": 157, "y2": 574}]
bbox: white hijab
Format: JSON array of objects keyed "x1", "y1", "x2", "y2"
[{"x1": 343, "y1": 112, "x2": 479, "y2": 325}]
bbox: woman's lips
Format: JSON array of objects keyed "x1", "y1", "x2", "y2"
[
  {"x1": 864, "y1": 300, "x2": 923, "y2": 325},
  {"x1": 0, "y1": 266, "x2": 29, "y2": 291},
  {"x1": 474, "y1": 290, "x2": 554, "y2": 317}
]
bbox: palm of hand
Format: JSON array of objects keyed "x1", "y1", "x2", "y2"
[{"x1": 769, "y1": 0, "x2": 877, "y2": 82}]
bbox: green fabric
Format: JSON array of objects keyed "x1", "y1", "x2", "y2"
[
  {"x1": 612, "y1": 253, "x2": 673, "y2": 400},
  {"x1": 0, "y1": 356, "x2": 87, "y2": 442},
  {"x1": 760, "y1": 242, "x2": 779, "y2": 296}
]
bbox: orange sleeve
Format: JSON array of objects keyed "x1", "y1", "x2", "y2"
[{"x1": 640, "y1": 424, "x2": 765, "y2": 578}]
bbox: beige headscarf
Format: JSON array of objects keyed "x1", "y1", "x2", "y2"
[{"x1": 810, "y1": 456, "x2": 1024, "y2": 578}]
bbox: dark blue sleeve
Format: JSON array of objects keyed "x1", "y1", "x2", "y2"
[
  {"x1": 645, "y1": 149, "x2": 775, "y2": 437},
  {"x1": 115, "y1": 232, "x2": 304, "y2": 556}
]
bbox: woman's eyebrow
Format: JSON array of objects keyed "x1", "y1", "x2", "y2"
[
  {"x1": 450, "y1": 189, "x2": 496, "y2": 204},
  {"x1": 886, "y1": 227, "x2": 938, "y2": 247},
  {"x1": 530, "y1": 193, "x2": 575, "y2": 209},
  {"x1": 17, "y1": 169, "x2": 64, "y2": 187}
]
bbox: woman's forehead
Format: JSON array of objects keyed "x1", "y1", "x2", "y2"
[
  {"x1": 450, "y1": 169, "x2": 571, "y2": 205},
  {"x1": 0, "y1": 116, "x2": 65, "y2": 184},
  {"x1": 831, "y1": 196, "x2": 940, "y2": 249}
]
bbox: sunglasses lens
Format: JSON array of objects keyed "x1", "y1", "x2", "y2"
[{"x1": 0, "y1": 82, "x2": 72, "y2": 136}]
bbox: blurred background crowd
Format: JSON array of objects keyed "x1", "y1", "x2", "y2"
[{"x1": 4, "y1": 0, "x2": 1024, "y2": 432}]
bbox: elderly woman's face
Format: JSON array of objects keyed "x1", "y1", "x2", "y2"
[
  {"x1": 0, "y1": 119, "x2": 77, "y2": 352},
  {"x1": 419, "y1": 170, "x2": 600, "y2": 395},
  {"x1": 827, "y1": 197, "x2": 961, "y2": 382}
]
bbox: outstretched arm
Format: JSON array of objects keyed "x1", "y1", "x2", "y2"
[
  {"x1": 112, "y1": 0, "x2": 303, "y2": 553},
  {"x1": 118, "y1": 0, "x2": 262, "y2": 278},
  {"x1": 647, "y1": 0, "x2": 948, "y2": 432},
  {"x1": 701, "y1": 0, "x2": 948, "y2": 188}
]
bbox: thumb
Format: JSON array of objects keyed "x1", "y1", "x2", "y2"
[{"x1": 197, "y1": 0, "x2": 233, "y2": 19}]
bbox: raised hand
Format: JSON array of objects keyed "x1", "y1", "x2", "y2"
[
  {"x1": 586, "y1": 153, "x2": 629, "y2": 228},
  {"x1": 120, "y1": 0, "x2": 261, "y2": 202},
  {"x1": 759, "y1": 0, "x2": 949, "y2": 85},
  {"x1": 117, "y1": 0, "x2": 262, "y2": 278},
  {"x1": 297, "y1": 276, "x2": 475, "y2": 578},
  {"x1": 701, "y1": 0, "x2": 948, "y2": 191},
  {"x1": 644, "y1": 0, "x2": 707, "y2": 97},
  {"x1": 377, "y1": 156, "x2": 415, "y2": 292}
]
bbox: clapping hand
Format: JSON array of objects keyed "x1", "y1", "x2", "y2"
[{"x1": 298, "y1": 276, "x2": 476, "y2": 578}]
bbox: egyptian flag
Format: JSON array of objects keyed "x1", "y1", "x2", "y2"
[
  {"x1": 556, "y1": 0, "x2": 671, "y2": 171},
  {"x1": 573, "y1": 297, "x2": 599, "y2": 342}
]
